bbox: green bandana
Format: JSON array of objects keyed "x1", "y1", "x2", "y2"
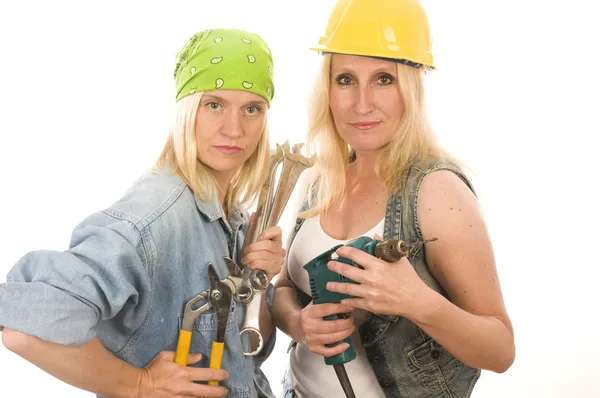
[{"x1": 174, "y1": 28, "x2": 275, "y2": 104}]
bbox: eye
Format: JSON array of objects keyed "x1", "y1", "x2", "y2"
[
  {"x1": 245, "y1": 105, "x2": 263, "y2": 116},
  {"x1": 377, "y1": 74, "x2": 395, "y2": 85},
  {"x1": 207, "y1": 102, "x2": 221, "y2": 110},
  {"x1": 335, "y1": 74, "x2": 354, "y2": 85}
]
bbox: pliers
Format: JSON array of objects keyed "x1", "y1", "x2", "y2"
[{"x1": 174, "y1": 263, "x2": 234, "y2": 386}]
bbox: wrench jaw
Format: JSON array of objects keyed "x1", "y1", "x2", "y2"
[
  {"x1": 239, "y1": 269, "x2": 268, "y2": 355},
  {"x1": 264, "y1": 141, "x2": 316, "y2": 229},
  {"x1": 240, "y1": 288, "x2": 264, "y2": 356},
  {"x1": 223, "y1": 256, "x2": 250, "y2": 302},
  {"x1": 249, "y1": 269, "x2": 269, "y2": 290}
]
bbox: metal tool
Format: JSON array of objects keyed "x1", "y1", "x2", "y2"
[
  {"x1": 207, "y1": 264, "x2": 233, "y2": 386},
  {"x1": 303, "y1": 235, "x2": 437, "y2": 398},
  {"x1": 175, "y1": 290, "x2": 210, "y2": 367},
  {"x1": 174, "y1": 263, "x2": 234, "y2": 384},
  {"x1": 234, "y1": 141, "x2": 316, "y2": 356}
]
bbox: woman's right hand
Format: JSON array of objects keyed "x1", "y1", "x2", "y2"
[
  {"x1": 296, "y1": 302, "x2": 356, "y2": 357},
  {"x1": 137, "y1": 351, "x2": 229, "y2": 397}
]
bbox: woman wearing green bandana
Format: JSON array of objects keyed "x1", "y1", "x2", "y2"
[{"x1": 0, "y1": 28, "x2": 282, "y2": 398}]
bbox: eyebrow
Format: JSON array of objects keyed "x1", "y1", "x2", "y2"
[
  {"x1": 332, "y1": 67, "x2": 397, "y2": 76},
  {"x1": 202, "y1": 94, "x2": 267, "y2": 107},
  {"x1": 202, "y1": 94, "x2": 228, "y2": 103}
]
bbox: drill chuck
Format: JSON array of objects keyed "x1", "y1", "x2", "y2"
[{"x1": 373, "y1": 239, "x2": 407, "y2": 262}]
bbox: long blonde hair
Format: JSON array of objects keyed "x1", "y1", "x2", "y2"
[
  {"x1": 153, "y1": 92, "x2": 270, "y2": 216},
  {"x1": 304, "y1": 54, "x2": 462, "y2": 216}
]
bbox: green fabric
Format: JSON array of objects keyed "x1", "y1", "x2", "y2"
[{"x1": 174, "y1": 28, "x2": 275, "y2": 104}]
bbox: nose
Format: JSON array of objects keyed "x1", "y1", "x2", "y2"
[
  {"x1": 354, "y1": 84, "x2": 374, "y2": 115},
  {"x1": 222, "y1": 109, "x2": 243, "y2": 139}
]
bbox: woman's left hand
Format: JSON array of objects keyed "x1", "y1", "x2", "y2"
[
  {"x1": 241, "y1": 225, "x2": 286, "y2": 282},
  {"x1": 326, "y1": 240, "x2": 433, "y2": 318}
]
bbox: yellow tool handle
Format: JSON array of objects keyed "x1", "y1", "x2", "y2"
[
  {"x1": 175, "y1": 329, "x2": 192, "y2": 366},
  {"x1": 208, "y1": 341, "x2": 225, "y2": 386}
]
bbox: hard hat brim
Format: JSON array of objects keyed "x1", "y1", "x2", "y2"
[{"x1": 308, "y1": 45, "x2": 435, "y2": 70}]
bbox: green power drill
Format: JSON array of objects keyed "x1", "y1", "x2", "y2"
[{"x1": 303, "y1": 235, "x2": 435, "y2": 397}]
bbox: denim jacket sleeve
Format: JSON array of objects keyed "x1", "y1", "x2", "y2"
[{"x1": 0, "y1": 209, "x2": 151, "y2": 347}]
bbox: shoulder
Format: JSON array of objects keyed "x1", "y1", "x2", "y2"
[
  {"x1": 417, "y1": 168, "x2": 483, "y2": 241},
  {"x1": 102, "y1": 168, "x2": 195, "y2": 229},
  {"x1": 408, "y1": 160, "x2": 475, "y2": 197},
  {"x1": 419, "y1": 169, "x2": 476, "y2": 206}
]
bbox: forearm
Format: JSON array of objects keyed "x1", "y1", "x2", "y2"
[
  {"x1": 2, "y1": 329, "x2": 141, "y2": 398},
  {"x1": 258, "y1": 289, "x2": 273, "y2": 347},
  {"x1": 271, "y1": 286, "x2": 301, "y2": 341},
  {"x1": 412, "y1": 291, "x2": 515, "y2": 373}
]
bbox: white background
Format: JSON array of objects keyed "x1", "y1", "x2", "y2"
[{"x1": 1, "y1": 0, "x2": 599, "y2": 397}]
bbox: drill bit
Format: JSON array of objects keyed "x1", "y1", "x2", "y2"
[
  {"x1": 334, "y1": 364, "x2": 356, "y2": 398},
  {"x1": 374, "y1": 238, "x2": 438, "y2": 262}
]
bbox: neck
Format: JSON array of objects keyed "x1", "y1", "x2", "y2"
[
  {"x1": 347, "y1": 150, "x2": 380, "y2": 181},
  {"x1": 210, "y1": 170, "x2": 234, "y2": 208},
  {"x1": 345, "y1": 150, "x2": 388, "y2": 200}
]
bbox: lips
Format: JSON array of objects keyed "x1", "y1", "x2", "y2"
[
  {"x1": 350, "y1": 121, "x2": 381, "y2": 130},
  {"x1": 214, "y1": 145, "x2": 243, "y2": 155}
]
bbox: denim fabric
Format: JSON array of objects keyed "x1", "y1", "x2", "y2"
[
  {"x1": 0, "y1": 168, "x2": 275, "y2": 398},
  {"x1": 283, "y1": 162, "x2": 481, "y2": 397},
  {"x1": 281, "y1": 367, "x2": 297, "y2": 398}
]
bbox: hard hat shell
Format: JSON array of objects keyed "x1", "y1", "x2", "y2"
[{"x1": 310, "y1": 0, "x2": 435, "y2": 69}]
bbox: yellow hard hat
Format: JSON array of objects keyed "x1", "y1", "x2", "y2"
[{"x1": 310, "y1": 0, "x2": 435, "y2": 69}]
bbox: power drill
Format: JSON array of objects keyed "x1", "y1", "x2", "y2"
[{"x1": 303, "y1": 236, "x2": 435, "y2": 398}]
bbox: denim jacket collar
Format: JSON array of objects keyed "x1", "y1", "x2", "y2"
[
  {"x1": 195, "y1": 198, "x2": 224, "y2": 221},
  {"x1": 194, "y1": 198, "x2": 249, "y2": 236}
]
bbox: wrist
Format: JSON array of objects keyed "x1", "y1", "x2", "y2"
[
  {"x1": 131, "y1": 367, "x2": 148, "y2": 398},
  {"x1": 87, "y1": 345, "x2": 145, "y2": 398},
  {"x1": 107, "y1": 366, "x2": 145, "y2": 398},
  {"x1": 410, "y1": 286, "x2": 446, "y2": 326}
]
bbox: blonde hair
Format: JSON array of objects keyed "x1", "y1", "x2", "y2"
[
  {"x1": 153, "y1": 92, "x2": 270, "y2": 216},
  {"x1": 304, "y1": 54, "x2": 463, "y2": 216}
]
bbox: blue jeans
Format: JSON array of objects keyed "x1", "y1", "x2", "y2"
[{"x1": 282, "y1": 367, "x2": 297, "y2": 398}]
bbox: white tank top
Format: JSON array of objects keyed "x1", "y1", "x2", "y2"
[{"x1": 286, "y1": 215, "x2": 386, "y2": 398}]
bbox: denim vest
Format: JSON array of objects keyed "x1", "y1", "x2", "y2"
[
  {"x1": 286, "y1": 162, "x2": 481, "y2": 397},
  {"x1": 0, "y1": 169, "x2": 275, "y2": 398}
]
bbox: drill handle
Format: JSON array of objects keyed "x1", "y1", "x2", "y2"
[{"x1": 323, "y1": 313, "x2": 357, "y2": 365}]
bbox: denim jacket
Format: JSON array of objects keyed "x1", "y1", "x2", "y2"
[
  {"x1": 0, "y1": 168, "x2": 275, "y2": 398},
  {"x1": 284, "y1": 162, "x2": 481, "y2": 398}
]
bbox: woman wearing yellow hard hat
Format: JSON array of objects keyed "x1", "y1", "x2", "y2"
[{"x1": 272, "y1": 1, "x2": 515, "y2": 397}]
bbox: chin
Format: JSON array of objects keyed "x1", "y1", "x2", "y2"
[
  {"x1": 348, "y1": 142, "x2": 390, "y2": 153},
  {"x1": 201, "y1": 159, "x2": 240, "y2": 174},
  {"x1": 343, "y1": 134, "x2": 392, "y2": 152},
  {"x1": 214, "y1": 163, "x2": 243, "y2": 173}
]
